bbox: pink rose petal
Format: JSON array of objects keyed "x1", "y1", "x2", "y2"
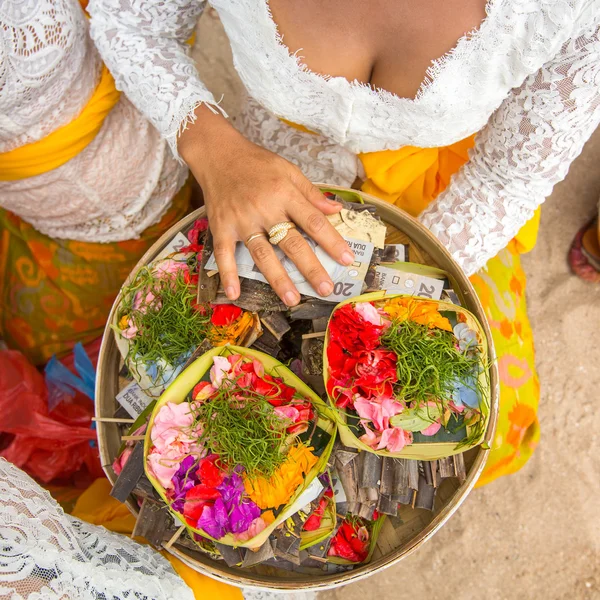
[
  {"x1": 359, "y1": 421, "x2": 382, "y2": 448},
  {"x1": 420, "y1": 421, "x2": 442, "y2": 436},
  {"x1": 151, "y1": 402, "x2": 195, "y2": 452},
  {"x1": 210, "y1": 356, "x2": 232, "y2": 388},
  {"x1": 147, "y1": 448, "x2": 183, "y2": 490},
  {"x1": 354, "y1": 302, "x2": 383, "y2": 326},
  {"x1": 354, "y1": 397, "x2": 386, "y2": 431},
  {"x1": 377, "y1": 427, "x2": 410, "y2": 453},
  {"x1": 274, "y1": 406, "x2": 300, "y2": 422}
]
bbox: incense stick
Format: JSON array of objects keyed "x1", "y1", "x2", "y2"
[{"x1": 93, "y1": 417, "x2": 136, "y2": 424}]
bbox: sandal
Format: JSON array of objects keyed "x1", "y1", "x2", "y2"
[{"x1": 568, "y1": 217, "x2": 600, "y2": 282}]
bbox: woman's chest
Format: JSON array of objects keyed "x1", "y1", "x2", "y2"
[
  {"x1": 213, "y1": 0, "x2": 574, "y2": 152},
  {"x1": 267, "y1": 0, "x2": 488, "y2": 101}
]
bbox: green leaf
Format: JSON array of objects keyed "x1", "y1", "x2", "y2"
[{"x1": 390, "y1": 405, "x2": 442, "y2": 431}]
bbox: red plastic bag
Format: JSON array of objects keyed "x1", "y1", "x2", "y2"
[{"x1": 0, "y1": 349, "x2": 103, "y2": 484}]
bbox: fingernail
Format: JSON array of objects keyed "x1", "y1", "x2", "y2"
[
  {"x1": 341, "y1": 251, "x2": 354, "y2": 265},
  {"x1": 225, "y1": 286, "x2": 237, "y2": 299},
  {"x1": 319, "y1": 281, "x2": 333, "y2": 297},
  {"x1": 284, "y1": 291, "x2": 299, "y2": 306}
]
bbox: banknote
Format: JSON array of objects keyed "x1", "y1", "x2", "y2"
[
  {"x1": 373, "y1": 265, "x2": 445, "y2": 300},
  {"x1": 204, "y1": 234, "x2": 375, "y2": 302},
  {"x1": 327, "y1": 208, "x2": 387, "y2": 249}
]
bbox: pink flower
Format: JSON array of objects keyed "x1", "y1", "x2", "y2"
[
  {"x1": 355, "y1": 397, "x2": 385, "y2": 431},
  {"x1": 210, "y1": 356, "x2": 232, "y2": 388},
  {"x1": 133, "y1": 289, "x2": 158, "y2": 312},
  {"x1": 354, "y1": 302, "x2": 384, "y2": 326},
  {"x1": 381, "y1": 397, "x2": 404, "y2": 421},
  {"x1": 147, "y1": 447, "x2": 186, "y2": 489},
  {"x1": 420, "y1": 421, "x2": 442, "y2": 436},
  {"x1": 354, "y1": 397, "x2": 403, "y2": 432},
  {"x1": 151, "y1": 401, "x2": 197, "y2": 453},
  {"x1": 274, "y1": 405, "x2": 300, "y2": 422},
  {"x1": 113, "y1": 446, "x2": 133, "y2": 476},
  {"x1": 377, "y1": 427, "x2": 412, "y2": 452},
  {"x1": 119, "y1": 321, "x2": 138, "y2": 339},
  {"x1": 358, "y1": 421, "x2": 382, "y2": 449},
  {"x1": 153, "y1": 258, "x2": 189, "y2": 278}
]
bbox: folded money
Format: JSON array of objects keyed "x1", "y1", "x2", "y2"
[
  {"x1": 205, "y1": 233, "x2": 375, "y2": 303},
  {"x1": 372, "y1": 265, "x2": 445, "y2": 300},
  {"x1": 327, "y1": 208, "x2": 387, "y2": 249}
]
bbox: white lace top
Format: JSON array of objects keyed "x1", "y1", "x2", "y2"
[
  {"x1": 89, "y1": 0, "x2": 600, "y2": 274},
  {"x1": 0, "y1": 458, "x2": 317, "y2": 600},
  {"x1": 0, "y1": 0, "x2": 187, "y2": 243}
]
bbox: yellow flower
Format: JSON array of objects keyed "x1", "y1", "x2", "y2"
[
  {"x1": 118, "y1": 314, "x2": 129, "y2": 330},
  {"x1": 243, "y1": 444, "x2": 318, "y2": 510},
  {"x1": 382, "y1": 297, "x2": 452, "y2": 331}
]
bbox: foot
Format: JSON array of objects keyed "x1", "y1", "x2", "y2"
[{"x1": 568, "y1": 217, "x2": 600, "y2": 282}]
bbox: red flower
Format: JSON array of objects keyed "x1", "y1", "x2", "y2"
[
  {"x1": 184, "y1": 497, "x2": 213, "y2": 524},
  {"x1": 303, "y1": 488, "x2": 333, "y2": 531},
  {"x1": 210, "y1": 304, "x2": 243, "y2": 326},
  {"x1": 327, "y1": 304, "x2": 399, "y2": 409},
  {"x1": 180, "y1": 243, "x2": 204, "y2": 255},
  {"x1": 328, "y1": 304, "x2": 383, "y2": 352},
  {"x1": 197, "y1": 455, "x2": 225, "y2": 488},
  {"x1": 183, "y1": 270, "x2": 199, "y2": 286},
  {"x1": 186, "y1": 483, "x2": 221, "y2": 501},
  {"x1": 187, "y1": 218, "x2": 209, "y2": 245},
  {"x1": 328, "y1": 518, "x2": 370, "y2": 563}
]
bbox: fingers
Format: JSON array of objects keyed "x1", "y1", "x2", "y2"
[
  {"x1": 286, "y1": 199, "x2": 354, "y2": 266},
  {"x1": 278, "y1": 228, "x2": 334, "y2": 297},
  {"x1": 212, "y1": 234, "x2": 240, "y2": 300},
  {"x1": 246, "y1": 235, "x2": 301, "y2": 307},
  {"x1": 293, "y1": 177, "x2": 342, "y2": 215}
]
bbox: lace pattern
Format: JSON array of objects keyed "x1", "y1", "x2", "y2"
[
  {"x1": 0, "y1": 0, "x2": 187, "y2": 243},
  {"x1": 89, "y1": 0, "x2": 600, "y2": 271},
  {"x1": 420, "y1": 22, "x2": 600, "y2": 274},
  {"x1": 235, "y1": 95, "x2": 360, "y2": 188},
  {"x1": 88, "y1": 0, "x2": 224, "y2": 158},
  {"x1": 0, "y1": 458, "x2": 195, "y2": 600}
]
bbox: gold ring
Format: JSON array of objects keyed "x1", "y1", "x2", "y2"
[
  {"x1": 244, "y1": 232, "x2": 267, "y2": 246},
  {"x1": 268, "y1": 221, "x2": 296, "y2": 246}
]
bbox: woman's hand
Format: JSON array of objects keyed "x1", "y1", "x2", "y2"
[{"x1": 179, "y1": 105, "x2": 354, "y2": 306}]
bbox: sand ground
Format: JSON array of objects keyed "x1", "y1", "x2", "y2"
[{"x1": 193, "y1": 10, "x2": 600, "y2": 599}]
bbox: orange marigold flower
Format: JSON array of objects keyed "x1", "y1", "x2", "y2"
[
  {"x1": 382, "y1": 297, "x2": 452, "y2": 331},
  {"x1": 243, "y1": 444, "x2": 318, "y2": 510}
]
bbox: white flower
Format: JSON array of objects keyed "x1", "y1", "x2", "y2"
[{"x1": 453, "y1": 322, "x2": 478, "y2": 352}]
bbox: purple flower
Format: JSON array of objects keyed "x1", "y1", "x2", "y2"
[
  {"x1": 196, "y1": 466, "x2": 262, "y2": 539},
  {"x1": 198, "y1": 503, "x2": 226, "y2": 539},
  {"x1": 229, "y1": 498, "x2": 261, "y2": 533},
  {"x1": 170, "y1": 455, "x2": 199, "y2": 513},
  {"x1": 217, "y1": 471, "x2": 244, "y2": 504}
]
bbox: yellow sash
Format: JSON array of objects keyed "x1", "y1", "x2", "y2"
[
  {"x1": 282, "y1": 120, "x2": 540, "y2": 253},
  {"x1": 0, "y1": 66, "x2": 120, "y2": 181},
  {"x1": 359, "y1": 139, "x2": 541, "y2": 254}
]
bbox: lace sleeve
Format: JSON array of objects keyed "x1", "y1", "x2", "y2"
[
  {"x1": 88, "y1": 0, "x2": 226, "y2": 158},
  {"x1": 419, "y1": 23, "x2": 600, "y2": 276},
  {"x1": 0, "y1": 458, "x2": 195, "y2": 600}
]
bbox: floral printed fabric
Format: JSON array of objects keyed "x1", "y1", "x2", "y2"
[{"x1": 0, "y1": 183, "x2": 190, "y2": 365}]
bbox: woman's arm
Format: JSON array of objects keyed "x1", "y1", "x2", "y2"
[
  {"x1": 420, "y1": 23, "x2": 600, "y2": 276},
  {"x1": 89, "y1": 0, "x2": 217, "y2": 156},
  {"x1": 89, "y1": 0, "x2": 352, "y2": 306}
]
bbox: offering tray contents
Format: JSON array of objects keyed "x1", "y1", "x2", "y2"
[{"x1": 96, "y1": 186, "x2": 498, "y2": 590}]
